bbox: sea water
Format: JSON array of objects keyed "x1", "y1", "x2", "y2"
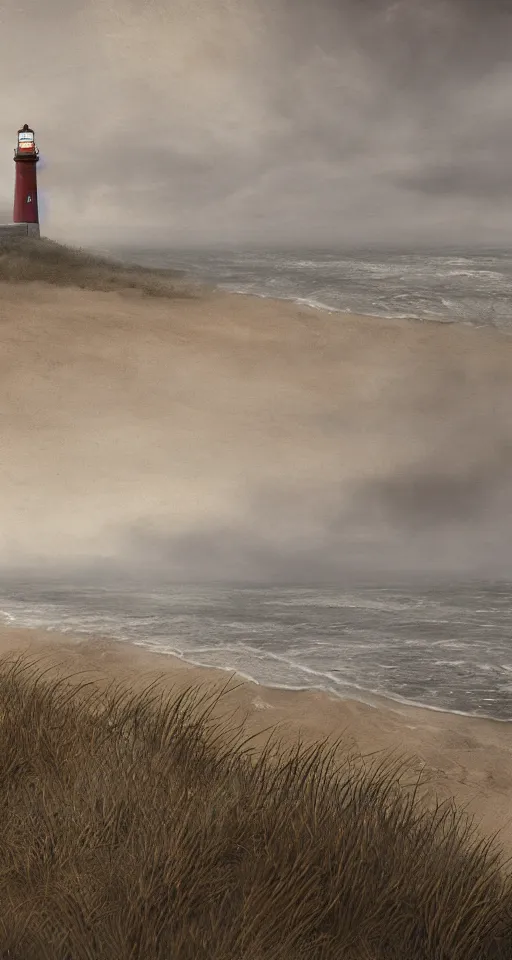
[
  {"x1": 1, "y1": 576, "x2": 511, "y2": 721},
  {"x1": 112, "y1": 245, "x2": 512, "y2": 332}
]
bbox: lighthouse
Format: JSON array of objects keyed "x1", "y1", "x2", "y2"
[{"x1": 13, "y1": 124, "x2": 40, "y2": 237}]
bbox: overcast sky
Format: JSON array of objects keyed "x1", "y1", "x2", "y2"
[{"x1": 1, "y1": 0, "x2": 512, "y2": 246}]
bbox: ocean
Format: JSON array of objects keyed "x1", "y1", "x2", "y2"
[
  {"x1": 3, "y1": 246, "x2": 512, "y2": 722},
  {"x1": 1, "y1": 577, "x2": 512, "y2": 721},
  {"x1": 113, "y1": 245, "x2": 512, "y2": 332}
]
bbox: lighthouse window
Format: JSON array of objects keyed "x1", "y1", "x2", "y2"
[{"x1": 18, "y1": 132, "x2": 34, "y2": 142}]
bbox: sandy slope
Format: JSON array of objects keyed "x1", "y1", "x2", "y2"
[{"x1": 0, "y1": 625, "x2": 511, "y2": 855}]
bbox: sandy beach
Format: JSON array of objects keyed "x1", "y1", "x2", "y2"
[{"x1": 1, "y1": 623, "x2": 511, "y2": 854}]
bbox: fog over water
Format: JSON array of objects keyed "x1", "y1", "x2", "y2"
[
  {"x1": 0, "y1": 277, "x2": 511, "y2": 583},
  {"x1": 1, "y1": 0, "x2": 512, "y2": 246}
]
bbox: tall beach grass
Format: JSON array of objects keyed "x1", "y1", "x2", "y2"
[
  {"x1": 0, "y1": 237, "x2": 192, "y2": 297},
  {"x1": 0, "y1": 656, "x2": 509, "y2": 959}
]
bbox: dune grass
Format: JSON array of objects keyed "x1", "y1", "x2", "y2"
[
  {"x1": 0, "y1": 237, "x2": 192, "y2": 297},
  {"x1": 0, "y1": 657, "x2": 509, "y2": 959}
]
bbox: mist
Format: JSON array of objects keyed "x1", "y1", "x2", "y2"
[
  {"x1": 1, "y1": 0, "x2": 512, "y2": 246},
  {"x1": 0, "y1": 275, "x2": 511, "y2": 584}
]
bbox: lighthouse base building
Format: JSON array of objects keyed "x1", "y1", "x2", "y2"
[{"x1": 0, "y1": 223, "x2": 39, "y2": 239}]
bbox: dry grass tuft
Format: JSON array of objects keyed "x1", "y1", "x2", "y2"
[
  {"x1": 0, "y1": 656, "x2": 509, "y2": 959},
  {"x1": 0, "y1": 237, "x2": 193, "y2": 297}
]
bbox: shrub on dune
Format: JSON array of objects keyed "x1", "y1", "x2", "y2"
[{"x1": 0, "y1": 237, "x2": 192, "y2": 297}]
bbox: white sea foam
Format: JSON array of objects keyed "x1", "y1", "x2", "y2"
[
  {"x1": 1, "y1": 583, "x2": 511, "y2": 723},
  {"x1": 150, "y1": 247, "x2": 512, "y2": 329}
]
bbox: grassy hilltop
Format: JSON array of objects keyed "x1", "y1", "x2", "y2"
[
  {"x1": 0, "y1": 657, "x2": 509, "y2": 959},
  {"x1": 0, "y1": 236, "x2": 192, "y2": 297}
]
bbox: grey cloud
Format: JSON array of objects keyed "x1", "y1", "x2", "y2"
[{"x1": 0, "y1": 0, "x2": 512, "y2": 244}]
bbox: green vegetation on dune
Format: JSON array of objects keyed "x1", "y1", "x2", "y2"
[
  {"x1": 0, "y1": 658, "x2": 509, "y2": 959},
  {"x1": 0, "y1": 237, "x2": 192, "y2": 297}
]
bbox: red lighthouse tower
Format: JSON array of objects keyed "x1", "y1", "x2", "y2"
[{"x1": 13, "y1": 124, "x2": 40, "y2": 236}]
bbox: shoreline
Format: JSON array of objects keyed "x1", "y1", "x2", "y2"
[
  {"x1": 204, "y1": 286, "x2": 512, "y2": 352},
  {"x1": 3, "y1": 609, "x2": 511, "y2": 726},
  {"x1": 0, "y1": 622, "x2": 511, "y2": 853},
  {"x1": 2, "y1": 571, "x2": 512, "y2": 727},
  {"x1": 218, "y1": 287, "x2": 470, "y2": 328},
  {"x1": 117, "y1": 242, "x2": 512, "y2": 334},
  {"x1": 113, "y1": 640, "x2": 512, "y2": 725}
]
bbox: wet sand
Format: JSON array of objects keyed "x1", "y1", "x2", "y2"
[{"x1": 1, "y1": 624, "x2": 511, "y2": 855}]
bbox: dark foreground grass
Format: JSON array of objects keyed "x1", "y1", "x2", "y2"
[
  {"x1": 0, "y1": 237, "x2": 192, "y2": 297},
  {"x1": 0, "y1": 657, "x2": 510, "y2": 960}
]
